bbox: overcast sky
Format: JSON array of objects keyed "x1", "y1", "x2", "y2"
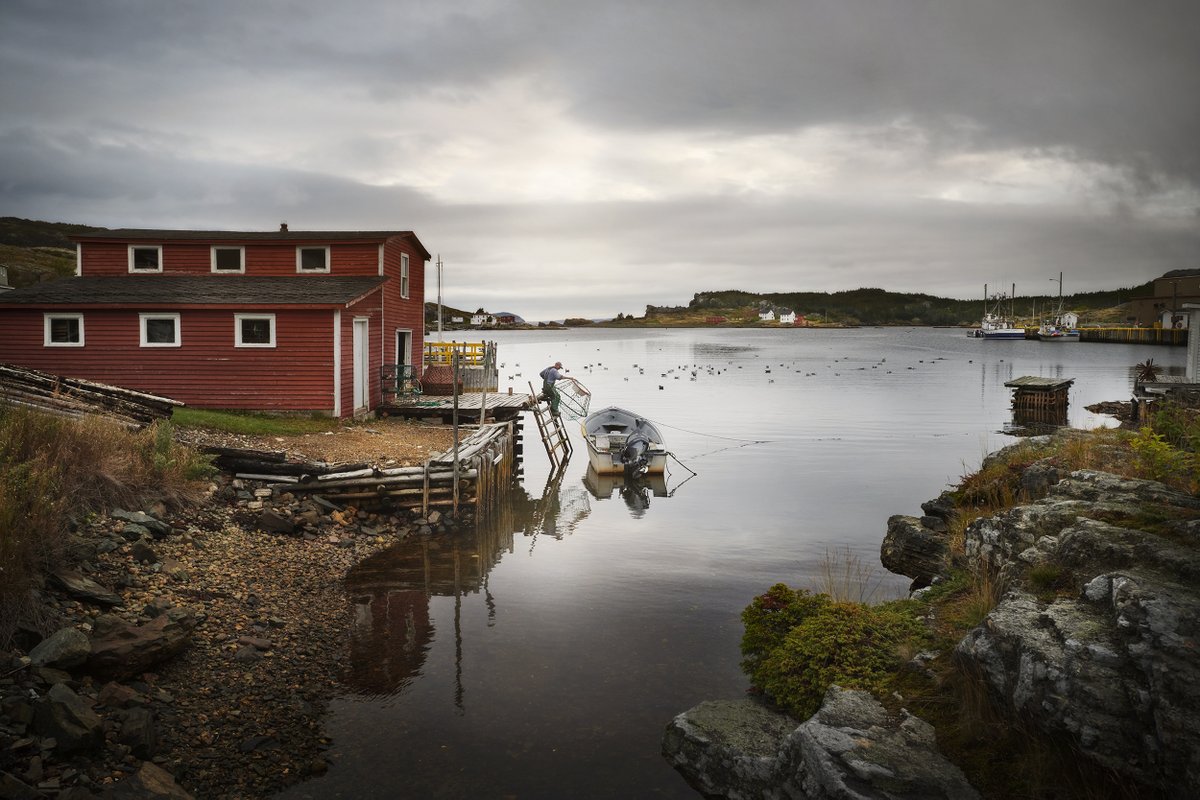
[{"x1": 2, "y1": 1, "x2": 1197, "y2": 320}]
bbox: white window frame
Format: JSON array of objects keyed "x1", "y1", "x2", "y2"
[
  {"x1": 139, "y1": 312, "x2": 181, "y2": 347},
  {"x1": 400, "y1": 253, "x2": 410, "y2": 299},
  {"x1": 211, "y1": 246, "x2": 246, "y2": 273},
  {"x1": 44, "y1": 313, "x2": 84, "y2": 347},
  {"x1": 234, "y1": 313, "x2": 276, "y2": 348},
  {"x1": 296, "y1": 246, "x2": 330, "y2": 273},
  {"x1": 128, "y1": 245, "x2": 163, "y2": 273}
]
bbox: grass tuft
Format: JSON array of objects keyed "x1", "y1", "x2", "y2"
[{"x1": 0, "y1": 404, "x2": 212, "y2": 646}]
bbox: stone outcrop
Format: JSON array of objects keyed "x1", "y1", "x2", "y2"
[
  {"x1": 88, "y1": 607, "x2": 198, "y2": 680},
  {"x1": 662, "y1": 688, "x2": 978, "y2": 799},
  {"x1": 955, "y1": 469, "x2": 1200, "y2": 794},
  {"x1": 880, "y1": 515, "x2": 948, "y2": 588},
  {"x1": 892, "y1": 462, "x2": 1200, "y2": 796}
]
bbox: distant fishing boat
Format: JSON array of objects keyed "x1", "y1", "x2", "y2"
[
  {"x1": 1037, "y1": 272, "x2": 1080, "y2": 342},
  {"x1": 581, "y1": 406, "x2": 668, "y2": 476},
  {"x1": 969, "y1": 283, "x2": 1026, "y2": 340}
]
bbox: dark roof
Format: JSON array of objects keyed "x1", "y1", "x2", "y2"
[
  {"x1": 0, "y1": 275, "x2": 387, "y2": 307},
  {"x1": 73, "y1": 228, "x2": 433, "y2": 260}
]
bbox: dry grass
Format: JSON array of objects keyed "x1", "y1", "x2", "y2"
[
  {"x1": 0, "y1": 405, "x2": 212, "y2": 646},
  {"x1": 814, "y1": 546, "x2": 888, "y2": 603}
]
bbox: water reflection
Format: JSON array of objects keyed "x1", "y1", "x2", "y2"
[
  {"x1": 582, "y1": 465, "x2": 668, "y2": 518},
  {"x1": 343, "y1": 455, "x2": 606, "y2": 701}
]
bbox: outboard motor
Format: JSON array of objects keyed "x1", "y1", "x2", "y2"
[{"x1": 621, "y1": 431, "x2": 652, "y2": 476}]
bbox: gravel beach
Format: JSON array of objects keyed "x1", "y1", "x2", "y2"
[{"x1": 1, "y1": 420, "x2": 461, "y2": 799}]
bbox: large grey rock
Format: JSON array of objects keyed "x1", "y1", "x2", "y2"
[
  {"x1": 88, "y1": 607, "x2": 197, "y2": 680},
  {"x1": 49, "y1": 570, "x2": 123, "y2": 607},
  {"x1": 111, "y1": 509, "x2": 172, "y2": 539},
  {"x1": 956, "y1": 464, "x2": 1200, "y2": 798},
  {"x1": 880, "y1": 515, "x2": 949, "y2": 586},
  {"x1": 662, "y1": 699, "x2": 796, "y2": 799},
  {"x1": 28, "y1": 627, "x2": 91, "y2": 670},
  {"x1": 788, "y1": 687, "x2": 979, "y2": 800},
  {"x1": 33, "y1": 683, "x2": 103, "y2": 754},
  {"x1": 663, "y1": 688, "x2": 978, "y2": 799}
]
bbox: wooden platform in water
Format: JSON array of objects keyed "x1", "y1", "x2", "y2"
[{"x1": 379, "y1": 392, "x2": 534, "y2": 421}]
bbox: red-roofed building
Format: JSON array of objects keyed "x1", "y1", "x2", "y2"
[{"x1": 0, "y1": 226, "x2": 430, "y2": 417}]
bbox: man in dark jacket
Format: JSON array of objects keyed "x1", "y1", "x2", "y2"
[{"x1": 539, "y1": 361, "x2": 564, "y2": 416}]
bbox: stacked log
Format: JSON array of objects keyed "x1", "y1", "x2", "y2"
[
  {"x1": 0, "y1": 362, "x2": 182, "y2": 428},
  {"x1": 203, "y1": 423, "x2": 515, "y2": 513}
]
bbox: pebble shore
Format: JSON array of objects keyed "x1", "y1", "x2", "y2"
[{"x1": 1, "y1": 469, "x2": 469, "y2": 799}]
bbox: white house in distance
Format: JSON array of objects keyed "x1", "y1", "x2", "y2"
[
  {"x1": 778, "y1": 308, "x2": 797, "y2": 325},
  {"x1": 471, "y1": 313, "x2": 496, "y2": 326},
  {"x1": 758, "y1": 309, "x2": 775, "y2": 322}
]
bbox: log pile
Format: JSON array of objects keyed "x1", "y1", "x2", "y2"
[
  {"x1": 205, "y1": 423, "x2": 516, "y2": 514},
  {"x1": 0, "y1": 362, "x2": 182, "y2": 428}
]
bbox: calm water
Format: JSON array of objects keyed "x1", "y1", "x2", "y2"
[{"x1": 280, "y1": 328, "x2": 1184, "y2": 799}]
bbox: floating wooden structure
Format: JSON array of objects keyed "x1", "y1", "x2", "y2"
[{"x1": 1005, "y1": 376, "x2": 1072, "y2": 426}]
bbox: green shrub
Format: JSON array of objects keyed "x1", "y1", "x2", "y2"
[
  {"x1": 1129, "y1": 426, "x2": 1195, "y2": 488},
  {"x1": 741, "y1": 585, "x2": 929, "y2": 719}
]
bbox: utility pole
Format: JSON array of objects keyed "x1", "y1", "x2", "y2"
[{"x1": 436, "y1": 254, "x2": 444, "y2": 342}]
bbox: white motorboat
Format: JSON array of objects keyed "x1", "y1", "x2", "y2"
[{"x1": 581, "y1": 406, "x2": 668, "y2": 475}]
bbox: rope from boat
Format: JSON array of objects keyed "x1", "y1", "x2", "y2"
[
  {"x1": 666, "y1": 451, "x2": 698, "y2": 477},
  {"x1": 642, "y1": 417, "x2": 771, "y2": 445}
]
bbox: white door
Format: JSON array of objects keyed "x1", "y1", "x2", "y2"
[
  {"x1": 395, "y1": 330, "x2": 412, "y2": 366},
  {"x1": 353, "y1": 318, "x2": 369, "y2": 412}
]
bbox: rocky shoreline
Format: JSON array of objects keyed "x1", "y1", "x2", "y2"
[
  {"x1": 663, "y1": 429, "x2": 1200, "y2": 799},
  {"x1": 1, "y1": 472, "x2": 470, "y2": 799}
]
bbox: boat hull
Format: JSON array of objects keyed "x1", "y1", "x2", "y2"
[
  {"x1": 977, "y1": 329, "x2": 1026, "y2": 340},
  {"x1": 581, "y1": 406, "x2": 668, "y2": 475},
  {"x1": 584, "y1": 444, "x2": 668, "y2": 475}
]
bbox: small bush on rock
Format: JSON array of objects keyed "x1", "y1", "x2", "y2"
[{"x1": 741, "y1": 584, "x2": 930, "y2": 719}]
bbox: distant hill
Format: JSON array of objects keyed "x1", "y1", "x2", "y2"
[
  {"x1": 616, "y1": 284, "x2": 1156, "y2": 327},
  {"x1": 0, "y1": 217, "x2": 106, "y2": 249}
]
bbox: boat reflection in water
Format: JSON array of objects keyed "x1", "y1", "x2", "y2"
[{"x1": 582, "y1": 465, "x2": 668, "y2": 518}]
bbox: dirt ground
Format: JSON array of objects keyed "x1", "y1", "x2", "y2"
[{"x1": 176, "y1": 417, "x2": 457, "y2": 467}]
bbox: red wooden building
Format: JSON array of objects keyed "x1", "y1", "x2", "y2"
[{"x1": 0, "y1": 226, "x2": 429, "y2": 418}]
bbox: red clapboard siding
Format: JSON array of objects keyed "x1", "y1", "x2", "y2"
[
  {"x1": 81, "y1": 242, "x2": 384, "y2": 277},
  {"x1": 381, "y1": 239, "x2": 425, "y2": 373},
  {"x1": 0, "y1": 308, "x2": 338, "y2": 413},
  {"x1": 340, "y1": 294, "x2": 384, "y2": 414}
]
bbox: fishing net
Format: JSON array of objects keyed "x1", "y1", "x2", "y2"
[{"x1": 554, "y1": 377, "x2": 592, "y2": 420}]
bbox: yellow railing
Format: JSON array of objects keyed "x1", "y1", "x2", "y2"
[{"x1": 424, "y1": 341, "x2": 488, "y2": 366}]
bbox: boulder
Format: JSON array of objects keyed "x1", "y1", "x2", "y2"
[
  {"x1": 32, "y1": 683, "x2": 103, "y2": 754},
  {"x1": 28, "y1": 627, "x2": 91, "y2": 670},
  {"x1": 111, "y1": 509, "x2": 172, "y2": 539},
  {"x1": 662, "y1": 698, "x2": 796, "y2": 798},
  {"x1": 664, "y1": 689, "x2": 978, "y2": 799},
  {"x1": 118, "y1": 707, "x2": 159, "y2": 759},
  {"x1": 49, "y1": 570, "x2": 123, "y2": 607},
  {"x1": 130, "y1": 540, "x2": 158, "y2": 564},
  {"x1": 258, "y1": 509, "x2": 295, "y2": 535},
  {"x1": 88, "y1": 607, "x2": 197, "y2": 680},
  {"x1": 105, "y1": 761, "x2": 193, "y2": 799},
  {"x1": 880, "y1": 515, "x2": 949, "y2": 586}
]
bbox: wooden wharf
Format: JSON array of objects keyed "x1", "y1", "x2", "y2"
[
  {"x1": 379, "y1": 391, "x2": 532, "y2": 423},
  {"x1": 1076, "y1": 327, "x2": 1187, "y2": 346}
]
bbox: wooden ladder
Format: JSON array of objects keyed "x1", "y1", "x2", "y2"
[{"x1": 527, "y1": 382, "x2": 573, "y2": 471}]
